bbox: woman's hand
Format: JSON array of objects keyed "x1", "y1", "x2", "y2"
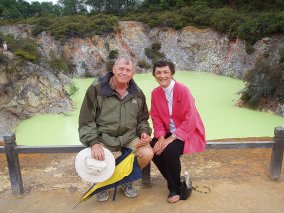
[
  {"x1": 153, "y1": 136, "x2": 165, "y2": 155},
  {"x1": 160, "y1": 136, "x2": 175, "y2": 152}
]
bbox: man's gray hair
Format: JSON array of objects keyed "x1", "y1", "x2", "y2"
[{"x1": 114, "y1": 55, "x2": 136, "y2": 68}]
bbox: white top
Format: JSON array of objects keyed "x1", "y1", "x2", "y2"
[{"x1": 162, "y1": 80, "x2": 176, "y2": 133}]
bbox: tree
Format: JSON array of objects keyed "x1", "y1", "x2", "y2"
[
  {"x1": 85, "y1": 0, "x2": 105, "y2": 12},
  {"x1": 58, "y1": 0, "x2": 86, "y2": 15}
]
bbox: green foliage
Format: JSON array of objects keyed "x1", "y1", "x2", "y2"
[
  {"x1": 48, "y1": 52, "x2": 70, "y2": 74},
  {"x1": 14, "y1": 49, "x2": 37, "y2": 61},
  {"x1": 145, "y1": 42, "x2": 165, "y2": 64},
  {"x1": 66, "y1": 82, "x2": 79, "y2": 97},
  {"x1": 32, "y1": 17, "x2": 53, "y2": 36},
  {"x1": 108, "y1": 50, "x2": 118, "y2": 60},
  {"x1": 245, "y1": 43, "x2": 255, "y2": 55},
  {"x1": 280, "y1": 48, "x2": 284, "y2": 63},
  {"x1": 241, "y1": 57, "x2": 284, "y2": 108},
  {"x1": 31, "y1": 14, "x2": 119, "y2": 43},
  {"x1": 137, "y1": 59, "x2": 151, "y2": 69},
  {"x1": 2, "y1": 34, "x2": 41, "y2": 62},
  {"x1": 106, "y1": 49, "x2": 119, "y2": 71},
  {"x1": 1, "y1": 1, "x2": 284, "y2": 45},
  {"x1": 211, "y1": 7, "x2": 243, "y2": 34},
  {"x1": 237, "y1": 12, "x2": 284, "y2": 45}
]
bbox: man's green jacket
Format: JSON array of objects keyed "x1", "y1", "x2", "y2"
[{"x1": 78, "y1": 72, "x2": 152, "y2": 148}]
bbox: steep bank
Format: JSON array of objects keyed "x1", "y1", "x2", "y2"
[
  {"x1": 1, "y1": 22, "x2": 284, "y2": 79},
  {"x1": 0, "y1": 21, "x2": 283, "y2": 123}
]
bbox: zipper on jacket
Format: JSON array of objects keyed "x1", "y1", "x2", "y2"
[{"x1": 116, "y1": 99, "x2": 122, "y2": 139}]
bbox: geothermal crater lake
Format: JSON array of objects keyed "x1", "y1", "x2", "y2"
[{"x1": 15, "y1": 72, "x2": 284, "y2": 146}]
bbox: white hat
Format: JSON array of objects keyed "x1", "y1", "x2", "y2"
[{"x1": 75, "y1": 147, "x2": 115, "y2": 183}]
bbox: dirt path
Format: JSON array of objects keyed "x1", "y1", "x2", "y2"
[{"x1": 1, "y1": 149, "x2": 284, "y2": 213}]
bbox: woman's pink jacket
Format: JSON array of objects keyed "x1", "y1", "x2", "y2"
[{"x1": 150, "y1": 81, "x2": 206, "y2": 154}]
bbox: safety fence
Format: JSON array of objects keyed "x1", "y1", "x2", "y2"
[{"x1": 0, "y1": 126, "x2": 283, "y2": 195}]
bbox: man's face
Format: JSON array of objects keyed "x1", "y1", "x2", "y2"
[
  {"x1": 154, "y1": 65, "x2": 173, "y2": 88},
  {"x1": 112, "y1": 59, "x2": 135, "y2": 85}
]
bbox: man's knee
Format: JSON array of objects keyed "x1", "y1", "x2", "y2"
[
  {"x1": 136, "y1": 146, "x2": 153, "y2": 168},
  {"x1": 139, "y1": 146, "x2": 154, "y2": 159}
]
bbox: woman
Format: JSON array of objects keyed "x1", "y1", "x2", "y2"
[{"x1": 150, "y1": 58, "x2": 206, "y2": 203}]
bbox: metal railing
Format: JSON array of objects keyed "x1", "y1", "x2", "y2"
[{"x1": 0, "y1": 127, "x2": 283, "y2": 195}]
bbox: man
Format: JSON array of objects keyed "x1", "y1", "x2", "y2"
[{"x1": 78, "y1": 55, "x2": 153, "y2": 202}]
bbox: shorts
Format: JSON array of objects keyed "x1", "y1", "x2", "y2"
[{"x1": 101, "y1": 137, "x2": 141, "y2": 152}]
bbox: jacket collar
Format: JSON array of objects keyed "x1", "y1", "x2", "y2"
[{"x1": 98, "y1": 72, "x2": 139, "y2": 97}]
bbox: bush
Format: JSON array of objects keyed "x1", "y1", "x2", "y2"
[
  {"x1": 145, "y1": 42, "x2": 165, "y2": 64},
  {"x1": 280, "y1": 48, "x2": 284, "y2": 63},
  {"x1": 14, "y1": 49, "x2": 38, "y2": 61},
  {"x1": 31, "y1": 14, "x2": 119, "y2": 43},
  {"x1": 105, "y1": 50, "x2": 119, "y2": 71},
  {"x1": 32, "y1": 17, "x2": 53, "y2": 36},
  {"x1": 108, "y1": 50, "x2": 118, "y2": 60},
  {"x1": 240, "y1": 57, "x2": 284, "y2": 108},
  {"x1": 66, "y1": 83, "x2": 79, "y2": 97},
  {"x1": 210, "y1": 7, "x2": 244, "y2": 37},
  {"x1": 137, "y1": 60, "x2": 151, "y2": 69},
  {"x1": 48, "y1": 52, "x2": 70, "y2": 74},
  {"x1": 237, "y1": 12, "x2": 284, "y2": 45},
  {"x1": 245, "y1": 43, "x2": 255, "y2": 55}
]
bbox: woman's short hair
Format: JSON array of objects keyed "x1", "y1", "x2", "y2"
[{"x1": 152, "y1": 58, "x2": 175, "y2": 76}]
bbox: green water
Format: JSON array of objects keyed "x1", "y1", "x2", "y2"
[{"x1": 15, "y1": 72, "x2": 284, "y2": 145}]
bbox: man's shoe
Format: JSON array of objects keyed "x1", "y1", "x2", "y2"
[
  {"x1": 95, "y1": 190, "x2": 109, "y2": 202},
  {"x1": 121, "y1": 182, "x2": 138, "y2": 198}
]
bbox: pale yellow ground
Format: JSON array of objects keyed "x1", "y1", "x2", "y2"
[{"x1": 0, "y1": 149, "x2": 284, "y2": 213}]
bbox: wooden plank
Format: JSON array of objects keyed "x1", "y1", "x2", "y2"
[
  {"x1": 15, "y1": 145, "x2": 85, "y2": 154},
  {"x1": 142, "y1": 164, "x2": 151, "y2": 187},
  {"x1": 206, "y1": 141, "x2": 274, "y2": 149},
  {"x1": 269, "y1": 127, "x2": 284, "y2": 180},
  {"x1": 12, "y1": 141, "x2": 275, "y2": 154},
  {"x1": 4, "y1": 134, "x2": 24, "y2": 194}
]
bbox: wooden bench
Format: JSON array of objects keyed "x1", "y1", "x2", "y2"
[{"x1": 0, "y1": 126, "x2": 283, "y2": 195}]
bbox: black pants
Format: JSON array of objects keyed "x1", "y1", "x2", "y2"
[{"x1": 150, "y1": 133, "x2": 184, "y2": 195}]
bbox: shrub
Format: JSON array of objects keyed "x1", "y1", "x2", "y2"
[
  {"x1": 245, "y1": 43, "x2": 255, "y2": 55},
  {"x1": 48, "y1": 52, "x2": 70, "y2": 74},
  {"x1": 14, "y1": 49, "x2": 38, "y2": 61},
  {"x1": 145, "y1": 42, "x2": 165, "y2": 64},
  {"x1": 106, "y1": 50, "x2": 119, "y2": 71},
  {"x1": 280, "y1": 48, "x2": 284, "y2": 63},
  {"x1": 66, "y1": 83, "x2": 79, "y2": 97},
  {"x1": 210, "y1": 7, "x2": 244, "y2": 37},
  {"x1": 237, "y1": 12, "x2": 284, "y2": 45},
  {"x1": 137, "y1": 60, "x2": 151, "y2": 69},
  {"x1": 32, "y1": 17, "x2": 53, "y2": 36},
  {"x1": 108, "y1": 50, "x2": 118, "y2": 60},
  {"x1": 240, "y1": 57, "x2": 284, "y2": 108}
]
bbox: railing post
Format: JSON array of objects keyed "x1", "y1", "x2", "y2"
[
  {"x1": 269, "y1": 127, "x2": 284, "y2": 180},
  {"x1": 4, "y1": 133, "x2": 24, "y2": 194},
  {"x1": 142, "y1": 163, "x2": 151, "y2": 187}
]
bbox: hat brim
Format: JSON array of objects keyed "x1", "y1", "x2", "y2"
[{"x1": 75, "y1": 147, "x2": 115, "y2": 183}]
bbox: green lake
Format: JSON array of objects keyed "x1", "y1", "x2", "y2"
[{"x1": 15, "y1": 72, "x2": 284, "y2": 146}]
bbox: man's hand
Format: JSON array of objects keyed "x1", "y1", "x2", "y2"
[
  {"x1": 138, "y1": 132, "x2": 151, "y2": 147},
  {"x1": 91, "y1": 144, "x2": 105, "y2": 160}
]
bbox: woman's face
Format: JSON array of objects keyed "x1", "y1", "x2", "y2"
[{"x1": 154, "y1": 65, "x2": 173, "y2": 88}]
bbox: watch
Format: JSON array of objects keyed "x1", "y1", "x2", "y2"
[{"x1": 172, "y1": 133, "x2": 177, "y2": 139}]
